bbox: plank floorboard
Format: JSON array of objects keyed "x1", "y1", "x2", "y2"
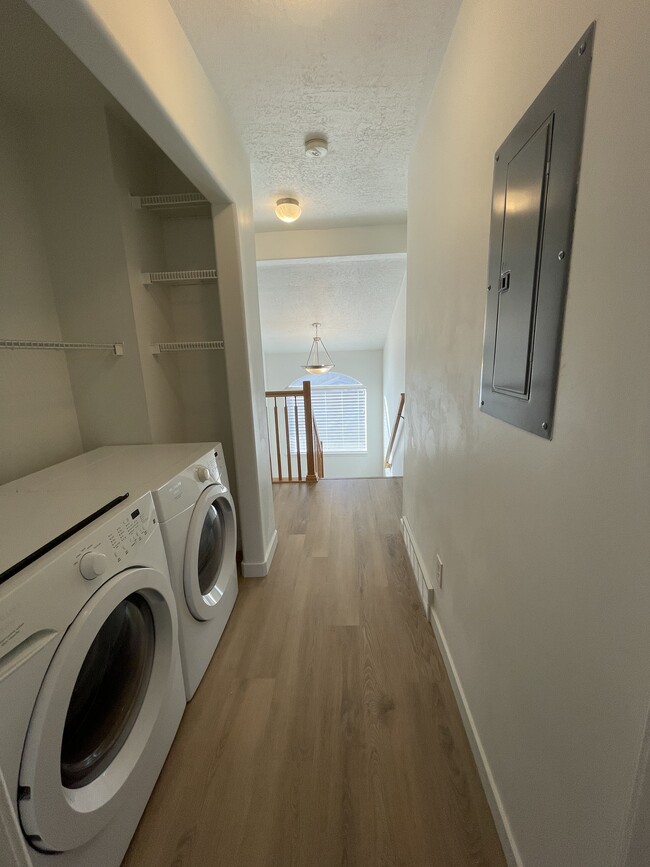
[{"x1": 123, "y1": 478, "x2": 505, "y2": 867}]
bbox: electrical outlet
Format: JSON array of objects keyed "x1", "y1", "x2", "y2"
[{"x1": 436, "y1": 554, "x2": 443, "y2": 589}]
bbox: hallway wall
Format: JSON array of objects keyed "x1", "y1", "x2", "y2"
[
  {"x1": 383, "y1": 275, "x2": 406, "y2": 477},
  {"x1": 406, "y1": 1, "x2": 650, "y2": 865}
]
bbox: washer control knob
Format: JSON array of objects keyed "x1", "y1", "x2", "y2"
[
  {"x1": 79, "y1": 551, "x2": 107, "y2": 581},
  {"x1": 196, "y1": 466, "x2": 213, "y2": 483}
]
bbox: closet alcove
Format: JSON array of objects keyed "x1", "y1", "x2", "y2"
[{"x1": 0, "y1": 1, "x2": 236, "y2": 507}]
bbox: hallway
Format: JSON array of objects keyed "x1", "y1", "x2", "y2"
[{"x1": 123, "y1": 479, "x2": 505, "y2": 866}]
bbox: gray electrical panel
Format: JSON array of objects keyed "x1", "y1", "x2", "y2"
[{"x1": 480, "y1": 24, "x2": 595, "y2": 438}]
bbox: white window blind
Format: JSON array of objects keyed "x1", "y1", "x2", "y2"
[{"x1": 288, "y1": 384, "x2": 367, "y2": 454}]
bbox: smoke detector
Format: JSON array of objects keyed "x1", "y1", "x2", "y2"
[{"x1": 305, "y1": 137, "x2": 328, "y2": 158}]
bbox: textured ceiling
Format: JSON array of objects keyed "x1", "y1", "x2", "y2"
[
  {"x1": 257, "y1": 254, "x2": 406, "y2": 353},
  {"x1": 170, "y1": 0, "x2": 461, "y2": 230}
]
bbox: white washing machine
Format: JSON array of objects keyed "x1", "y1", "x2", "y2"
[
  {"x1": 0, "y1": 489, "x2": 186, "y2": 867},
  {"x1": 149, "y1": 445, "x2": 238, "y2": 700},
  {"x1": 10, "y1": 443, "x2": 239, "y2": 701}
]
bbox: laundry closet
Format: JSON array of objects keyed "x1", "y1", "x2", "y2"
[{"x1": 0, "y1": 4, "x2": 236, "y2": 502}]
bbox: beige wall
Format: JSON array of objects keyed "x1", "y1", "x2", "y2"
[
  {"x1": 383, "y1": 275, "x2": 406, "y2": 477},
  {"x1": 256, "y1": 224, "x2": 407, "y2": 261},
  {"x1": 0, "y1": 100, "x2": 83, "y2": 483},
  {"x1": 406, "y1": 1, "x2": 650, "y2": 865},
  {"x1": 31, "y1": 105, "x2": 153, "y2": 450},
  {"x1": 105, "y1": 110, "x2": 185, "y2": 445}
]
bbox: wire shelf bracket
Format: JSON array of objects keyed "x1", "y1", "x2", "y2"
[
  {"x1": 131, "y1": 192, "x2": 210, "y2": 211},
  {"x1": 151, "y1": 340, "x2": 225, "y2": 355},
  {"x1": 142, "y1": 269, "x2": 218, "y2": 286},
  {"x1": 0, "y1": 339, "x2": 124, "y2": 356}
]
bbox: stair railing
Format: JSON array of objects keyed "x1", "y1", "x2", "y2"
[
  {"x1": 384, "y1": 392, "x2": 405, "y2": 470},
  {"x1": 265, "y1": 380, "x2": 323, "y2": 483}
]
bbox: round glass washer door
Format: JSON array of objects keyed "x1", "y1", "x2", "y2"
[
  {"x1": 183, "y1": 484, "x2": 236, "y2": 622},
  {"x1": 60, "y1": 593, "x2": 154, "y2": 789},
  {"x1": 19, "y1": 567, "x2": 176, "y2": 854}
]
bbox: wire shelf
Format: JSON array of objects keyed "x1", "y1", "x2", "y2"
[
  {"x1": 142, "y1": 269, "x2": 218, "y2": 285},
  {"x1": 0, "y1": 339, "x2": 124, "y2": 355},
  {"x1": 131, "y1": 192, "x2": 210, "y2": 211},
  {"x1": 151, "y1": 340, "x2": 225, "y2": 354}
]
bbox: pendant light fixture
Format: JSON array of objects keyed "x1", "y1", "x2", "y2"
[
  {"x1": 303, "y1": 323, "x2": 334, "y2": 374},
  {"x1": 275, "y1": 197, "x2": 302, "y2": 223}
]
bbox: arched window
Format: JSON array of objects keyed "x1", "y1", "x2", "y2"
[{"x1": 287, "y1": 372, "x2": 367, "y2": 454}]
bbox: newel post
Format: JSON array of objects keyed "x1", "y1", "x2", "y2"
[{"x1": 303, "y1": 380, "x2": 317, "y2": 482}]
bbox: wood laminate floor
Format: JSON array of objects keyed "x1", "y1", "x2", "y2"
[{"x1": 123, "y1": 479, "x2": 506, "y2": 866}]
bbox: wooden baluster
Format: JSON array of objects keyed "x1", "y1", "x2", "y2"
[
  {"x1": 266, "y1": 398, "x2": 273, "y2": 480},
  {"x1": 273, "y1": 397, "x2": 283, "y2": 482},
  {"x1": 294, "y1": 396, "x2": 303, "y2": 481},
  {"x1": 303, "y1": 380, "x2": 317, "y2": 482},
  {"x1": 313, "y1": 423, "x2": 324, "y2": 479},
  {"x1": 311, "y1": 422, "x2": 318, "y2": 479},
  {"x1": 283, "y1": 397, "x2": 292, "y2": 481}
]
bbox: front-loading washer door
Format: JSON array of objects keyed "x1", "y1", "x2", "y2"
[
  {"x1": 183, "y1": 484, "x2": 236, "y2": 622},
  {"x1": 18, "y1": 567, "x2": 177, "y2": 854}
]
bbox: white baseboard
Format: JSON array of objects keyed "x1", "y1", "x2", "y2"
[
  {"x1": 400, "y1": 515, "x2": 522, "y2": 867},
  {"x1": 400, "y1": 516, "x2": 435, "y2": 615},
  {"x1": 241, "y1": 529, "x2": 278, "y2": 578}
]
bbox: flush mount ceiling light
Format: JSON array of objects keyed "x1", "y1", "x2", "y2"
[
  {"x1": 305, "y1": 137, "x2": 328, "y2": 158},
  {"x1": 303, "y1": 322, "x2": 334, "y2": 374},
  {"x1": 275, "y1": 197, "x2": 302, "y2": 223}
]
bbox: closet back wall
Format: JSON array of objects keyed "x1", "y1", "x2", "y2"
[
  {"x1": 0, "y1": 98, "x2": 82, "y2": 483},
  {"x1": 106, "y1": 111, "x2": 185, "y2": 444},
  {"x1": 31, "y1": 103, "x2": 151, "y2": 449},
  {"x1": 106, "y1": 113, "x2": 237, "y2": 497}
]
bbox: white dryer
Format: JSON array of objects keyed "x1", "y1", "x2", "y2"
[
  {"x1": 0, "y1": 489, "x2": 186, "y2": 867},
  {"x1": 10, "y1": 443, "x2": 239, "y2": 701},
  {"x1": 150, "y1": 445, "x2": 238, "y2": 699}
]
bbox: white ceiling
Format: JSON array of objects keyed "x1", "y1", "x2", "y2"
[
  {"x1": 169, "y1": 0, "x2": 457, "y2": 355},
  {"x1": 257, "y1": 254, "x2": 406, "y2": 352},
  {"x1": 170, "y1": 0, "x2": 461, "y2": 230}
]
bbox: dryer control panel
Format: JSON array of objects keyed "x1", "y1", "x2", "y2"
[
  {"x1": 197, "y1": 450, "x2": 220, "y2": 485},
  {"x1": 73, "y1": 498, "x2": 156, "y2": 578},
  {"x1": 213, "y1": 444, "x2": 229, "y2": 489}
]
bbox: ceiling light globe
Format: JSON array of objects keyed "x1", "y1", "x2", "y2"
[{"x1": 275, "y1": 198, "x2": 302, "y2": 223}]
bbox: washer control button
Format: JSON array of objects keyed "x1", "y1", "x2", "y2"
[
  {"x1": 196, "y1": 466, "x2": 213, "y2": 483},
  {"x1": 79, "y1": 552, "x2": 107, "y2": 581}
]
